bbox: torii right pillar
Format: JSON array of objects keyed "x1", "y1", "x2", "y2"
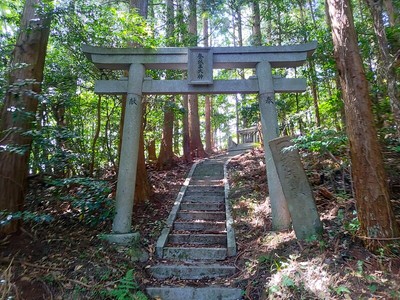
[{"x1": 256, "y1": 61, "x2": 291, "y2": 230}]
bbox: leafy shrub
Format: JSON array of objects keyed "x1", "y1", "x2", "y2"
[
  {"x1": 0, "y1": 210, "x2": 53, "y2": 227},
  {"x1": 48, "y1": 177, "x2": 114, "y2": 226},
  {"x1": 291, "y1": 129, "x2": 348, "y2": 155}
]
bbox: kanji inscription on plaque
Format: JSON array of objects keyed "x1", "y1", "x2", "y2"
[{"x1": 188, "y1": 48, "x2": 213, "y2": 85}]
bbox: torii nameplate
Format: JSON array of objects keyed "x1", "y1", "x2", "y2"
[{"x1": 188, "y1": 48, "x2": 213, "y2": 85}]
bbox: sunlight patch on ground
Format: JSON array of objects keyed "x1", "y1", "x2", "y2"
[{"x1": 266, "y1": 256, "x2": 337, "y2": 299}]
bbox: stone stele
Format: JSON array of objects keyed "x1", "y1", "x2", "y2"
[{"x1": 269, "y1": 136, "x2": 323, "y2": 240}]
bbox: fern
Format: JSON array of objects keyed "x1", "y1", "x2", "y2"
[{"x1": 108, "y1": 269, "x2": 148, "y2": 300}]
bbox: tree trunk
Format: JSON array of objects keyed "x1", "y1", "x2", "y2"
[
  {"x1": 157, "y1": 98, "x2": 175, "y2": 169},
  {"x1": 310, "y1": 62, "x2": 321, "y2": 127},
  {"x1": 189, "y1": 95, "x2": 207, "y2": 158},
  {"x1": 176, "y1": 0, "x2": 191, "y2": 162},
  {"x1": 205, "y1": 96, "x2": 212, "y2": 153},
  {"x1": 129, "y1": 0, "x2": 152, "y2": 203},
  {"x1": 383, "y1": 0, "x2": 397, "y2": 26},
  {"x1": 147, "y1": 139, "x2": 157, "y2": 162},
  {"x1": 326, "y1": 0, "x2": 399, "y2": 250},
  {"x1": 182, "y1": 95, "x2": 192, "y2": 162},
  {"x1": 296, "y1": 0, "x2": 321, "y2": 127},
  {"x1": 364, "y1": 0, "x2": 400, "y2": 138},
  {"x1": 134, "y1": 112, "x2": 153, "y2": 204},
  {"x1": 0, "y1": 0, "x2": 51, "y2": 234},
  {"x1": 324, "y1": 0, "x2": 346, "y2": 130},
  {"x1": 90, "y1": 95, "x2": 101, "y2": 176},
  {"x1": 130, "y1": 0, "x2": 148, "y2": 17},
  {"x1": 251, "y1": 0, "x2": 262, "y2": 46},
  {"x1": 157, "y1": 0, "x2": 175, "y2": 169},
  {"x1": 202, "y1": 6, "x2": 212, "y2": 154},
  {"x1": 188, "y1": 0, "x2": 207, "y2": 159},
  {"x1": 173, "y1": 116, "x2": 180, "y2": 154}
]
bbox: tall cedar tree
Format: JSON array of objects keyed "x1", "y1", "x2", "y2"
[
  {"x1": 326, "y1": 0, "x2": 399, "y2": 250},
  {"x1": 188, "y1": 0, "x2": 207, "y2": 159},
  {"x1": 130, "y1": 0, "x2": 153, "y2": 203},
  {"x1": 0, "y1": 0, "x2": 52, "y2": 234},
  {"x1": 203, "y1": 2, "x2": 213, "y2": 154},
  {"x1": 156, "y1": 0, "x2": 175, "y2": 170}
]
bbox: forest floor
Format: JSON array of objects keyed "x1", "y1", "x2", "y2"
[{"x1": 1, "y1": 147, "x2": 400, "y2": 299}]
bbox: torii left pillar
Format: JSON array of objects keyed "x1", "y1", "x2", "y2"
[{"x1": 104, "y1": 63, "x2": 145, "y2": 244}]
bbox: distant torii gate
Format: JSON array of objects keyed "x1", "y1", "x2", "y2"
[{"x1": 83, "y1": 42, "x2": 317, "y2": 243}]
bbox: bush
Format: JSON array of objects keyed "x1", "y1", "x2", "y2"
[
  {"x1": 48, "y1": 177, "x2": 114, "y2": 226},
  {"x1": 292, "y1": 129, "x2": 348, "y2": 155}
]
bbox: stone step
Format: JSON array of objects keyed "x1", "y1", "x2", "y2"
[
  {"x1": 185, "y1": 192, "x2": 225, "y2": 198},
  {"x1": 163, "y1": 247, "x2": 227, "y2": 260},
  {"x1": 202, "y1": 159, "x2": 225, "y2": 164},
  {"x1": 189, "y1": 179, "x2": 223, "y2": 186},
  {"x1": 177, "y1": 211, "x2": 226, "y2": 221},
  {"x1": 195, "y1": 164, "x2": 224, "y2": 170},
  {"x1": 191, "y1": 175, "x2": 224, "y2": 180},
  {"x1": 180, "y1": 202, "x2": 224, "y2": 211},
  {"x1": 182, "y1": 195, "x2": 224, "y2": 203},
  {"x1": 192, "y1": 172, "x2": 224, "y2": 178},
  {"x1": 174, "y1": 221, "x2": 226, "y2": 232},
  {"x1": 186, "y1": 186, "x2": 224, "y2": 194},
  {"x1": 149, "y1": 263, "x2": 236, "y2": 280},
  {"x1": 168, "y1": 233, "x2": 227, "y2": 245},
  {"x1": 146, "y1": 286, "x2": 243, "y2": 300}
]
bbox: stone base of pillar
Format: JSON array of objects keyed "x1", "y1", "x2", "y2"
[
  {"x1": 101, "y1": 232, "x2": 149, "y2": 262},
  {"x1": 101, "y1": 232, "x2": 140, "y2": 245}
]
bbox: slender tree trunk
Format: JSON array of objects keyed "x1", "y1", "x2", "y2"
[
  {"x1": 130, "y1": 0, "x2": 148, "y2": 16},
  {"x1": 188, "y1": 0, "x2": 207, "y2": 158},
  {"x1": 202, "y1": 5, "x2": 212, "y2": 154},
  {"x1": 0, "y1": 0, "x2": 52, "y2": 234},
  {"x1": 157, "y1": 0, "x2": 175, "y2": 169},
  {"x1": 90, "y1": 95, "x2": 102, "y2": 176},
  {"x1": 205, "y1": 96, "x2": 212, "y2": 153},
  {"x1": 182, "y1": 95, "x2": 192, "y2": 162},
  {"x1": 105, "y1": 99, "x2": 117, "y2": 170},
  {"x1": 236, "y1": 5, "x2": 243, "y2": 47},
  {"x1": 32, "y1": 104, "x2": 45, "y2": 174},
  {"x1": 383, "y1": 0, "x2": 397, "y2": 26},
  {"x1": 230, "y1": 1, "x2": 248, "y2": 146},
  {"x1": 147, "y1": 139, "x2": 157, "y2": 162},
  {"x1": 251, "y1": 0, "x2": 262, "y2": 46},
  {"x1": 324, "y1": 0, "x2": 346, "y2": 130},
  {"x1": 308, "y1": 0, "x2": 317, "y2": 25},
  {"x1": 266, "y1": 0, "x2": 272, "y2": 43},
  {"x1": 173, "y1": 115, "x2": 180, "y2": 154},
  {"x1": 189, "y1": 96, "x2": 207, "y2": 158},
  {"x1": 157, "y1": 97, "x2": 175, "y2": 169},
  {"x1": 364, "y1": 0, "x2": 400, "y2": 138},
  {"x1": 326, "y1": 0, "x2": 399, "y2": 250},
  {"x1": 129, "y1": 0, "x2": 152, "y2": 203},
  {"x1": 176, "y1": 0, "x2": 191, "y2": 162},
  {"x1": 297, "y1": 0, "x2": 321, "y2": 127},
  {"x1": 134, "y1": 106, "x2": 153, "y2": 203},
  {"x1": 277, "y1": 10, "x2": 282, "y2": 45}
]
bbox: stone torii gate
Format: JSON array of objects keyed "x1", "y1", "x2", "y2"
[{"x1": 83, "y1": 42, "x2": 317, "y2": 243}]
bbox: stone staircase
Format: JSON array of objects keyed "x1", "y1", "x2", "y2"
[{"x1": 146, "y1": 154, "x2": 244, "y2": 300}]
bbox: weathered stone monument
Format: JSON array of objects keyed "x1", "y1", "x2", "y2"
[
  {"x1": 82, "y1": 42, "x2": 317, "y2": 243},
  {"x1": 269, "y1": 136, "x2": 323, "y2": 239}
]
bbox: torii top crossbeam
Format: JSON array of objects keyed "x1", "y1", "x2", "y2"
[
  {"x1": 82, "y1": 41, "x2": 316, "y2": 70},
  {"x1": 82, "y1": 42, "x2": 317, "y2": 96}
]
